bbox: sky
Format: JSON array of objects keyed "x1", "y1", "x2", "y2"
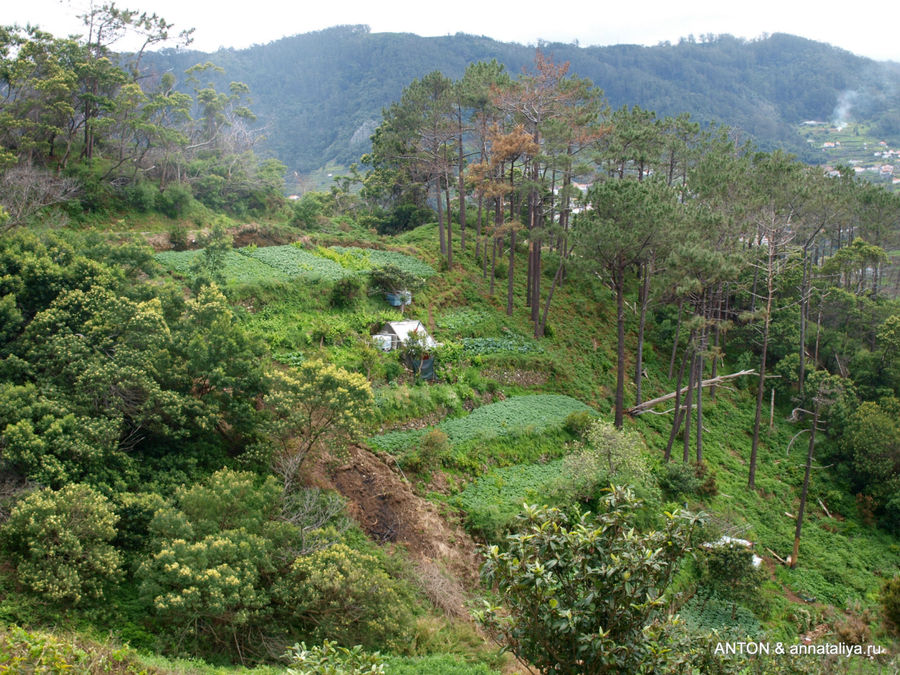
[{"x1": 6, "y1": 0, "x2": 900, "y2": 62}]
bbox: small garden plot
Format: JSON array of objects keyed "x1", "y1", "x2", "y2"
[
  {"x1": 331, "y1": 246, "x2": 436, "y2": 277},
  {"x1": 436, "y1": 308, "x2": 495, "y2": 336},
  {"x1": 452, "y1": 459, "x2": 567, "y2": 539},
  {"x1": 461, "y1": 335, "x2": 545, "y2": 356},
  {"x1": 155, "y1": 249, "x2": 292, "y2": 284},
  {"x1": 368, "y1": 394, "x2": 593, "y2": 453},
  {"x1": 241, "y1": 245, "x2": 352, "y2": 281}
]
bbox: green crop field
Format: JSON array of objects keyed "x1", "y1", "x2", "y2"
[
  {"x1": 368, "y1": 394, "x2": 592, "y2": 453},
  {"x1": 155, "y1": 244, "x2": 435, "y2": 286}
]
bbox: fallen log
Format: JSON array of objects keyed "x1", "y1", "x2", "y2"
[
  {"x1": 766, "y1": 547, "x2": 787, "y2": 565},
  {"x1": 628, "y1": 369, "x2": 757, "y2": 415}
]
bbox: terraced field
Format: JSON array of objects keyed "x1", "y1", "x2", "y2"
[
  {"x1": 155, "y1": 244, "x2": 435, "y2": 285},
  {"x1": 367, "y1": 394, "x2": 594, "y2": 453}
]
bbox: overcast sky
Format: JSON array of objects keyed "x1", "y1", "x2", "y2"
[{"x1": 6, "y1": 0, "x2": 900, "y2": 62}]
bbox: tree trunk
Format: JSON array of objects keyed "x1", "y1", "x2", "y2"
[
  {"x1": 614, "y1": 266, "x2": 627, "y2": 429},
  {"x1": 683, "y1": 349, "x2": 696, "y2": 463},
  {"x1": 630, "y1": 369, "x2": 756, "y2": 415},
  {"x1": 791, "y1": 402, "x2": 819, "y2": 568},
  {"x1": 445, "y1": 180, "x2": 453, "y2": 267},
  {"x1": 436, "y1": 180, "x2": 446, "y2": 255},
  {"x1": 532, "y1": 235, "x2": 542, "y2": 325},
  {"x1": 635, "y1": 259, "x2": 652, "y2": 405},
  {"x1": 749, "y1": 240, "x2": 776, "y2": 489},
  {"x1": 458, "y1": 115, "x2": 467, "y2": 252},
  {"x1": 490, "y1": 236, "x2": 499, "y2": 296},
  {"x1": 696, "y1": 349, "x2": 704, "y2": 463},
  {"x1": 710, "y1": 284, "x2": 723, "y2": 402},
  {"x1": 507, "y1": 230, "x2": 516, "y2": 316},
  {"x1": 476, "y1": 194, "x2": 483, "y2": 259},
  {"x1": 537, "y1": 246, "x2": 568, "y2": 338},
  {"x1": 669, "y1": 298, "x2": 684, "y2": 380},
  {"x1": 664, "y1": 343, "x2": 692, "y2": 462},
  {"x1": 798, "y1": 249, "x2": 810, "y2": 392}
]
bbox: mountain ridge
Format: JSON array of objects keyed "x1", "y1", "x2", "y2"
[{"x1": 143, "y1": 27, "x2": 900, "y2": 174}]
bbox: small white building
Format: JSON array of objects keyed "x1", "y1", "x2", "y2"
[{"x1": 374, "y1": 320, "x2": 436, "y2": 352}]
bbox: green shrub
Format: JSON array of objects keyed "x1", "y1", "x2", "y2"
[
  {"x1": 696, "y1": 542, "x2": 766, "y2": 617},
  {"x1": 274, "y1": 543, "x2": 415, "y2": 652},
  {"x1": 476, "y1": 491, "x2": 703, "y2": 674},
  {"x1": 291, "y1": 192, "x2": 327, "y2": 229},
  {"x1": 123, "y1": 179, "x2": 160, "y2": 212},
  {"x1": 139, "y1": 470, "x2": 287, "y2": 660},
  {"x1": 155, "y1": 182, "x2": 193, "y2": 219},
  {"x1": 167, "y1": 224, "x2": 189, "y2": 251},
  {"x1": 694, "y1": 461, "x2": 719, "y2": 497},
  {"x1": 376, "y1": 202, "x2": 434, "y2": 236},
  {"x1": 0, "y1": 625, "x2": 149, "y2": 673},
  {"x1": 1, "y1": 484, "x2": 123, "y2": 605},
  {"x1": 285, "y1": 640, "x2": 384, "y2": 675},
  {"x1": 883, "y1": 575, "x2": 900, "y2": 632},
  {"x1": 331, "y1": 275, "x2": 366, "y2": 309},
  {"x1": 564, "y1": 409, "x2": 594, "y2": 437},
  {"x1": 402, "y1": 429, "x2": 449, "y2": 473},
  {"x1": 658, "y1": 461, "x2": 702, "y2": 498}
]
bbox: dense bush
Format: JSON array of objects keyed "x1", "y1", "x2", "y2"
[
  {"x1": 139, "y1": 470, "x2": 289, "y2": 659},
  {"x1": 658, "y1": 461, "x2": 702, "y2": 498},
  {"x1": 285, "y1": 640, "x2": 385, "y2": 675},
  {"x1": 696, "y1": 542, "x2": 766, "y2": 618},
  {"x1": 1, "y1": 484, "x2": 123, "y2": 605},
  {"x1": 883, "y1": 575, "x2": 900, "y2": 632},
  {"x1": 274, "y1": 543, "x2": 415, "y2": 652},
  {"x1": 552, "y1": 420, "x2": 655, "y2": 506},
  {"x1": 376, "y1": 202, "x2": 434, "y2": 236},
  {"x1": 330, "y1": 275, "x2": 366, "y2": 308},
  {"x1": 155, "y1": 183, "x2": 193, "y2": 219}
]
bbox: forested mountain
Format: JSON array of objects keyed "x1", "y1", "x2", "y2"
[{"x1": 144, "y1": 26, "x2": 900, "y2": 173}]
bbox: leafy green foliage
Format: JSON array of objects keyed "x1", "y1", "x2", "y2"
[
  {"x1": 155, "y1": 244, "x2": 435, "y2": 292},
  {"x1": 883, "y1": 575, "x2": 900, "y2": 633},
  {"x1": 680, "y1": 592, "x2": 764, "y2": 641},
  {"x1": 475, "y1": 489, "x2": 703, "y2": 674},
  {"x1": 840, "y1": 398, "x2": 900, "y2": 530},
  {"x1": 0, "y1": 625, "x2": 152, "y2": 674},
  {"x1": 1, "y1": 484, "x2": 122, "y2": 605},
  {"x1": 138, "y1": 470, "x2": 283, "y2": 652},
  {"x1": 157, "y1": 248, "x2": 293, "y2": 284},
  {"x1": 244, "y1": 244, "x2": 352, "y2": 281},
  {"x1": 696, "y1": 543, "x2": 767, "y2": 617},
  {"x1": 330, "y1": 275, "x2": 366, "y2": 309},
  {"x1": 368, "y1": 394, "x2": 592, "y2": 453},
  {"x1": 285, "y1": 640, "x2": 385, "y2": 675},
  {"x1": 274, "y1": 543, "x2": 415, "y2": 652},
  {"x1": 263, "y1": 361, "x2": 374, "y2": 483}
]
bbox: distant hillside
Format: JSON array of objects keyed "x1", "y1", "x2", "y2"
[{"x1": 145, "y1": 26, "x2": 900, "y2": 174}]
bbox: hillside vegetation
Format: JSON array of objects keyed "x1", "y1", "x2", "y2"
[{"x1": 0, "y1": 9, "x2": 899, "y2": 674}]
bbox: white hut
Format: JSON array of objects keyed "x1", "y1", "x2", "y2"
[{"x1": 375, "y1": 320, "x2": 436, "y2": 352}]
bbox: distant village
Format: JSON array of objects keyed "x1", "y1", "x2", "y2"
[{"x1": 804, "y1": 120, "x2": 900, "y2": 186}]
